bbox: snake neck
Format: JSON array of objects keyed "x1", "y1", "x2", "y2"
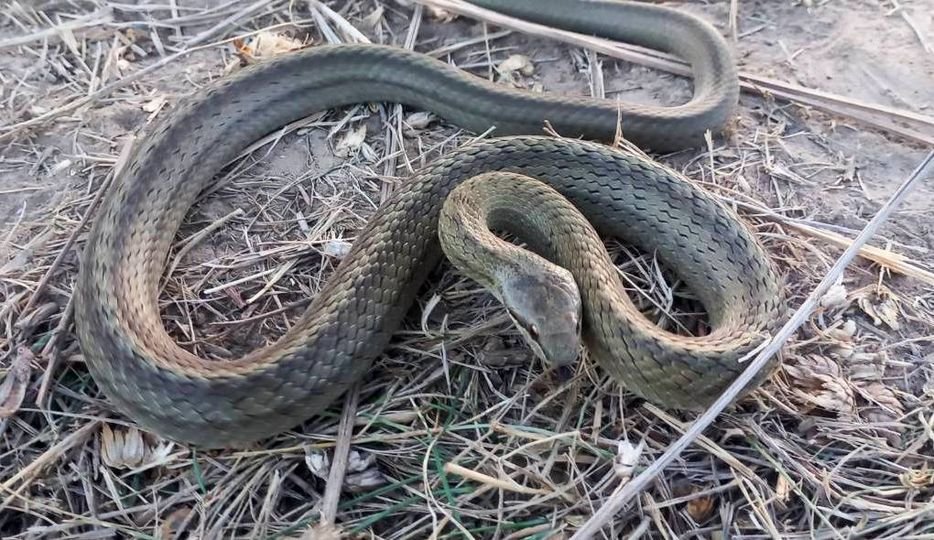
[
  {"x1": 438, "y1": 173, "x2": 558, "y2": 292},
  {"x1": 438, "y1": 172, "x2": 583, "y2": 367}
]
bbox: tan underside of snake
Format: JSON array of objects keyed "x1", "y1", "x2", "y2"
[{"x1": 75, "y1": 0, "x2": 784, "y2": 448}]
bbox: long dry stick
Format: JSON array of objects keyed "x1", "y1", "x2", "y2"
[
  {"x1": 0, "y1": 9, "x2": 113, "y2": 51},
  {"x1": 726, "y1": 198, "x2": 934, "y2": 286},
  {"x1": 318, "y1": 383, "x2": 361, "y2": 528},
  {"x1": 180, "y1": 0, "x2": 278, "y2": 48},
  {"x1": 569, "y1": 151, "x2": 934, "y2": 539}
]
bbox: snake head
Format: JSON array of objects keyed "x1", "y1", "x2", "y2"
[{"x1": 500, "y1": 265, "x2": 583, "y2": 368}]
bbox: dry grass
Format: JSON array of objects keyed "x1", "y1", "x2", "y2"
[{"x1": 2, "y1": 1, "x2": 933, "y2": 539}]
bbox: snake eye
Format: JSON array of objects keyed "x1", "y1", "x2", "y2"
[{"x1": 529, "y1": 324, "x2": 540, "y2": 339}]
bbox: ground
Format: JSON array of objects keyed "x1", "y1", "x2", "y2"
[{"x1": 1, "y1": 0, "x2": 933, "y2": 539}]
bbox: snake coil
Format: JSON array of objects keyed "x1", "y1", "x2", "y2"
[{"x1": 75, "y1": 0, "x2": 783, "y2": 448}]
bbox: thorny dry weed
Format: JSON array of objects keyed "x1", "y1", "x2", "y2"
[{"x1": 1, "y1": 1, "x2": 933, "y2": 539}]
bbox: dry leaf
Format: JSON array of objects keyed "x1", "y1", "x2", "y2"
[
  {"x1": 304, "y1": 448, "x2": 330, "y2": 480},
  {"x1": 343, "y1": 450, "x2": 384, "y2": 491},
  {"x1": 347, "y1": 449, "x2": 376, "y2": 473},
  {"x1": 423, "y1": 5, "x2": 457, "y2": 22},
  {"x1": 304, "y1": 448, "x2": 382, "y2": 491},
  {"x1": 101, "y1": 425, "x2": 174, "y2": 469},
  {"x1": 613, "y1": 439, "x2": 643, "y2": 480},
  {"x1": 101, "y1": 425, "x2": 147, "y2": 468},
  {"x1": 848, "y1": 351, "x2": 885, "y2": 380},
  {"x1": 797, "y1": 381, "x2": 853, "y2": 413},
  {"x1": 0, "y1": 346, "x2": 35, "y2": 418},
  {"x1": 233, "y1": 31, "x2": 307, "y2": 64},
  {"x1": 50, "y1": 160, "x2": 72, "y2": 175},
  {"x1": 855, "y1": 286, "x2": 901, "y2": 330},
  {"x1": 142, "y1": 96, "x2": 166, "y2": 113},
  {"x1": 785, "y1": 354, "x2": 856, "y2": 415},
  {"x1": 142, "y1": 95, "x2": 168, "y2": 122},
  {"x1": 301, "y1": 523, "x2": 343, "y2": 540},
  {"x1": 855, "y1": 381, "x2": 903, "y2": 415},
  {"x1": 498, "y1": 54, "x2": 535, "y2": 76},
  {"x1": 345, "y1": 468, "x2": 387, "y2": 492},
  {"x1": 826, "y1": 319, "x2": 856, "y2": 342},
  {"x1": 13, "y1": 302, "x2": 58, "y2": 333},
  {"x1": 775, "y1": 474, "x2": 791, "y2": 503},
  {"x1": 334, "y1": 124, "x2": 367, "y2": 157},
  {"x1": 322, "y1": 239, "x2": 351, "y2": 259},
  {"x1": 686, "y1": 493, "x2": 715, "y2": 522},
  {"x1": 785, "y1": 353, "x2": 842, "y2": 379},
  {"x1": 404, "y1": 111, "x2": 436, "y2": 133},
  {"x1": 831, "y1": 343, "x2": 855, "y2": 359},
  {"x1": 819, "y1": 282, "x2": 848, "y2": 309},
  {"x1": 362, "y1": 6, "x2": 384, "y2": 28},
  {"x1": 157, "y1": 506, "x2": 194, "y2": 540},
  {"x1": 900, "y1": 466, "x2": 934, "y2": 490}
]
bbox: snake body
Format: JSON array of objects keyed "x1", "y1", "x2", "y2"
[{"x1": 75, "y1": 0, "x2": 783, "y2": 448}]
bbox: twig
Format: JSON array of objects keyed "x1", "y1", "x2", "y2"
[
  {"x1": 181, "y1": 0, "x2": 280, "y2": 49},
  {"x1": 724, "y1": 197, "x2": 934, "y2": 286},
  {"x1": 779, "y1": 219, "x2": 934, "y2": 286},
  {"x1": 444, "y1": 462, "x2": 551, "y2": 495},
  {"x1": 569, "y1": 150, "x2": 934, "y2": 539},
  {"x1": 308, "y1": 0, "x2": 372, "y2": 43},
  {"x1": 168, "y1": 0, "x2": 182, "y2": 40},
  {"x1": 728, "y1": 0, "x2": 739, "y2": 42},
  {"x1": 0, "y1": 9, "x2": 113, "y2": 51},
  {"x1": 36, "y1": 293, "x2": 75, "y2": 407},
  {"x1": 164, "y1": 208, "x2": 245, "y2": 282},
  {"x1": 900, "y1": 9, "x2": 933, "y2": 54},
  {"x1": 319, "y1": 383, "x2": 361, "y2": 527}
]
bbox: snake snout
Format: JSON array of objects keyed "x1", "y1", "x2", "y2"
[{"x1": 501, "y1": 267, "x2": 583, "y2": 368}]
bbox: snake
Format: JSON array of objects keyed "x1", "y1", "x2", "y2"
[{"x1": 74, "y1": 0, "x2": 784, "y2": 448}]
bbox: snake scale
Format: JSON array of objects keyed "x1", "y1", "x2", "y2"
[{"x1": 75, "y1": 0, "x2": 784, "y2": 448}]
